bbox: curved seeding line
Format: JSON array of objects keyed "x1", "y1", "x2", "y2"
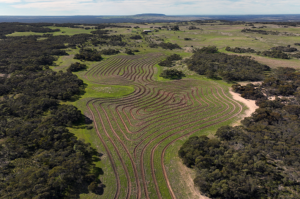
[
  {"x1": 85, "y1": 53, "x2": 242, "y2": 199},
  {"x1": 92, "y1": 86, "x2": 212, "y2": 198},
  {"x1": 106, "y1": 88, "x2": 207, "y2": 143},
  {"x1": 86, "y1": 101, "x2": 120, "y2": 199},
  {"x1": 132, "y1": 87, "x2": 219, "y2": 157},
  {"x1": 159, "y1": 86, "x2": 243, "y2": 199},
  {"x1": 137, "y1": 86, "x2": 226, "y2": 199},
  {"x1": 97, "y1": 102, "x2": 142, "y2": 199},
  {"x1": 91, "y1": 101, "x2": 132, "y2": 199},
  {"x1": 145, "y1": 86, "x2": 231, "y2": 198}
]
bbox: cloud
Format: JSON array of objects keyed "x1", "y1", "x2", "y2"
[
  {"x1": 0, "y1": 0, "x2": 21, "y2": 2},
  {"x1": 3, "y1": 0, "x2": 300, "y2": 15}
]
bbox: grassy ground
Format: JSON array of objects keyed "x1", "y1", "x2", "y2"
[
  {"x1": 6, "y1": 26, "x2": 93, "y2": 36},
  {"x1": 49, "y1": 23, "x2": 300, "y2": 199}
]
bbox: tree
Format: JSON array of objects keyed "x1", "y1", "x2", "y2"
[
  {"x1": 160, "y1": 69, "x2": 185, "y2": 79},
  {"x1": 67, "y1": 62, "x2": 87, "y2": 72}
]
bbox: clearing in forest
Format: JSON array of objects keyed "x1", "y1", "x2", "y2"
[{"x1": 82, "y1": 53, "x2": 243, "y2": 199}]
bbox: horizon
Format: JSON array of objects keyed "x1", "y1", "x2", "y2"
[
  {"x1": 1, "y1": 14, "x2": 300, "y2": 16},
  {"x1": 0, "y1": 0, "x2": 300, "y2": 16}
]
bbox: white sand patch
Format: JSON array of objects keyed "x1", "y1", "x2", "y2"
[
  {"x1": 183, "y1": 47, "x2": 193, "y2": 53},
  {"x1": 177, "y1": 159, "x2": 210, "y2": 199},
  {"x1": 229, "y1": 89, "x2": 258, "y2": 126},
  {"x1": 238, "y1": 81, "x2": 262, "y2": 86}
]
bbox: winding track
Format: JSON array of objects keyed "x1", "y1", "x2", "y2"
[{"x1": 84, "y1": 53, "x2": 242, "y2": 199}]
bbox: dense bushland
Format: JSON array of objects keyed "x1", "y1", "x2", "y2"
[
  {"x1": 262, "y1": 67, "x2": 300, "y2": 96},
  {"x1": 179, "y1": 67, "x2": 300, "y2": 198},
  {"x1": 232, "y1": 67, "x2": 300, "y2": 99},
  {"x1": 186, "y1": 46, "x2": 270, "y2": 81},
  {"x1": 0, "y1": 22, "x2": 60, "y2": 39},
  {"x1": 0, "y1": 33, "x2": 99, "y2": 74},
  {"x1": 0, "y1": 31, "x2": 102, "y2": 198},
  {"x1": 232, "y1": 83, "x2": 265, "y2": 100}
]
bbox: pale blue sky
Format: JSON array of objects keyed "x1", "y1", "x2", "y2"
[{"x1": 0, "y1": 0, "x2": 299, "y2": 15}]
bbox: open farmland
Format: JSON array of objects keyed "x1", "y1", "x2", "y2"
[{"x1": 79, "y1": 52, "x2": 242, "y2": 198}]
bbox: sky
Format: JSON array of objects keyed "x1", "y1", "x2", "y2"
[{"x1": 0, "y1": 0, "x2": 299, "y2": 16}]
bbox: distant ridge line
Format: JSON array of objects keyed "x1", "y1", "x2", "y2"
[{"x1": 134, "y1": 13, "x2": 166, "y2": 16}]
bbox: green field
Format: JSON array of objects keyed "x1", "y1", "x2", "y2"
[
  {"x1": 6, "y1": 26, "x2": 94, "y2": 36},
  {"x1": 48, "y1": 22, "x2": 300, "y2": 198}
]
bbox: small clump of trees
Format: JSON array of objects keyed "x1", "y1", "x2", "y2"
[
  {"x1": 150, "y1": 42, "x2": 181, "y2": 50},
  {"x1": 50, "y1": 49, "x2": 69, "y2": 56},
  {"x1": 100, "y1": 48, "x2": 120, "y2": 55},
  {"x1": 67, "y1": 62, "x2": 87, "y2": 72},
  {"x1": 74, "y1": 48, "x2": 102, "y2": 61},
  {"x1": 188, "y1": 26, "x2": 199, "y2": 30},
  {"x1": 225, "y1": 46, "x2": 256, "y2": 53},
  {"x1": 160, "y1": 69, "x2": 185, "y2": 79},
  {"x1": 270, "y1": 45, "x2": 297, "y2": 52},
  {"x1": 291, "y1": 52, "x2": 300, "y2": 58},
  {"x1": 130, "y1": 35, "x2": 142, "y2": 40},
  {"x1": 170, "y1": 25, "x2": 180, "y2": 31},
  {"x1": 124, "y1": 48, "x2": 139, "y2": 55},
  {"x1": 158, "y1": 54, "x2": 182, "y2": 67},
  {"x1": 256, "y1": 50, "x2": 290, "y2": 59}
]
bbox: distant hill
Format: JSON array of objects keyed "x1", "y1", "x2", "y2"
[{"x1": 134, "y1": 13, "x2": 166, "y2": 17}]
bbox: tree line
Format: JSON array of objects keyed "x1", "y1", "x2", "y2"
[{"x1": 225, "y1": 46, "x2": 256, "y2": 53}]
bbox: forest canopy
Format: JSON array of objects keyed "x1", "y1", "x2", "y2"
[
  {"x1": 0, "y1": 24, "x2": 102, "y2": 198},
  {"x1": 180, "y1": 67, "x2": 300, "y2": 199}
]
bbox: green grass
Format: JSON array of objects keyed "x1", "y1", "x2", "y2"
[{"x1": 6, "y1": 26, "x2": 93, "y2": 37}]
